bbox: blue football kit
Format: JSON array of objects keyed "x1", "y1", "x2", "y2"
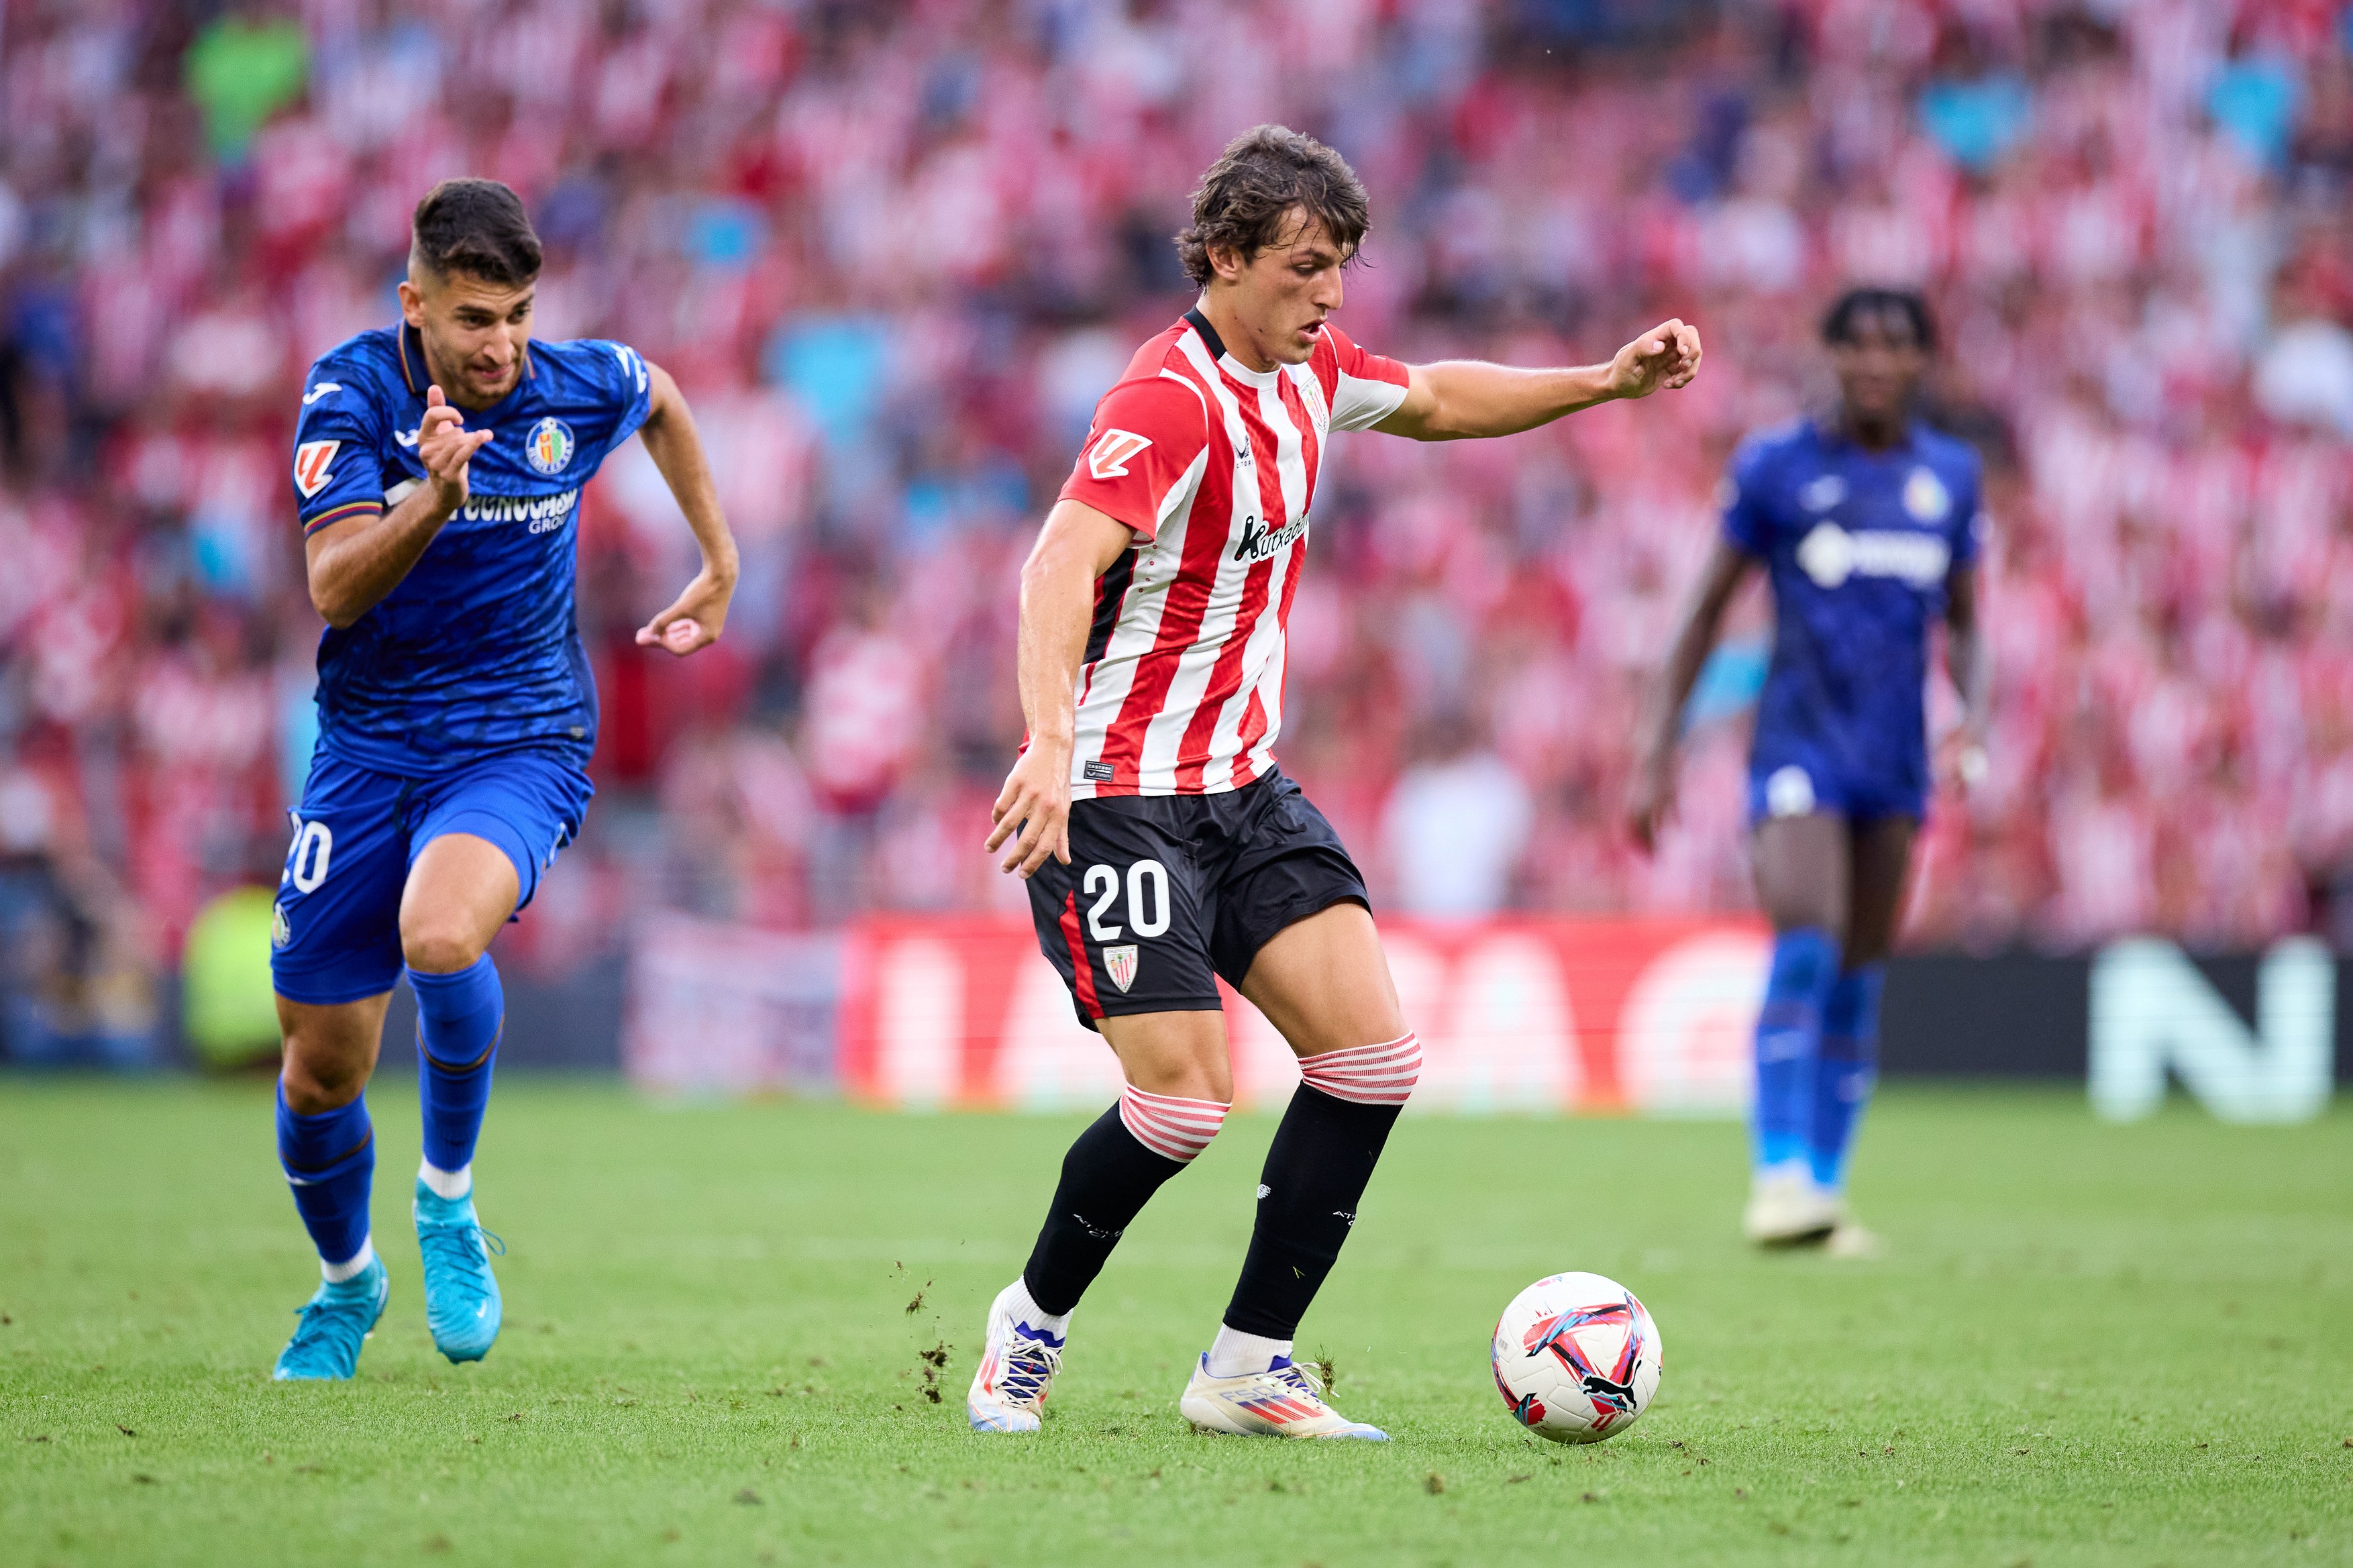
[
  {"x1": 272, "y1": 322, "x2": 650, "y2": 1004},
  {"x1": 1720, "y1": 417, "x2": 1983, "y2": 825},
  {"x1": 1719, "y1": 417, "x2": 1983, "y2": 1209},
  {"x1": 269, "y1": 319, "x2": 659, "y2": 1379}
]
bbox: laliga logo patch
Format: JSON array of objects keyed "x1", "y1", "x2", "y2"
[
  {"x1": 525, "y1": 417, "x2": 577, "y2": 476},
  {"x1": 1088, "y1": 428, "x2": 1151, "y2": 480},
  {"x1": 1903, "y1": 466, "x2": 1951, "y2": 523},
  {"x1": 293, "y1": 440, "x2": 339, "y2": 499},
  {"x1": 1104, "y1": 944, "x2": 1140, "y2": 994}
]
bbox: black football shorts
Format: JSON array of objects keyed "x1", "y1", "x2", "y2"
[{"x1": 1025, "y1": 770, "x2": 1370, "y2": 1031}]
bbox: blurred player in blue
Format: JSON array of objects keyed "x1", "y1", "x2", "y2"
[
  {"x1": 268, "y1": 180, "x2": 738, "y2": 1378},
  {"x1": 1630, "y1": 286, "x2": 1989, "y2": 1255}
]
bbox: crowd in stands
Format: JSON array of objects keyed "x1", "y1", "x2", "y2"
[{"x1": 2, "y1": 0, "x2": 2350, "y2": 1057}]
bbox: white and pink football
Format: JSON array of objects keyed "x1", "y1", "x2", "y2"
[{"x1": 1490, "y1": 1271, "x2": 1663, "y2": 1445}]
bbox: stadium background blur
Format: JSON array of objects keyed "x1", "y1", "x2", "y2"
[{"x1": 2, "y1": 0, "x2": 2350, "y2": 1068}]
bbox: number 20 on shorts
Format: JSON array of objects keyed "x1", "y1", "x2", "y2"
[
  {"x1": 1083, "y1": 859, "x2": 1169, "y2": 942},
  {"x1": 283, "y1": 815, "x2": 334, "y2": 894}
]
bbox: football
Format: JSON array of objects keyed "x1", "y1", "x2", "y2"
[{"x1": 1490, "y1": 1271, "x2": 1662, "y2": 1445}]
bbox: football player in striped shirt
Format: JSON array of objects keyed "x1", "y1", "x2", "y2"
[
  {"x1": 1628, "y1": 286, "x2": 1989, "y2": 1255},
  {"x1": 968, "y1": 125, "x2": 1702, "y2": 1438},
  {"x1": 267, "y1": 180, "x2": 737, "y2": 1379}
]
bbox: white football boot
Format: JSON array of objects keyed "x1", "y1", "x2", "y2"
[
  {"x1": 966, "y1": 1282, "x2": 1064, "y2": 1434},
  {"x1": 1742, "y1": 1163, "x2": 1840, "y2": 1247},
  {"x1": 1180, "y1": 1355, "x2": 1388, "y2": 1440},
  {"x1": 1822, "y1": 1211, "x2": 1885, "y2": 1259}
]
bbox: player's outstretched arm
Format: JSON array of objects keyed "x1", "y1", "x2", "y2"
[
  {"x1": 1627, "y1": 537, "x2": 1756, "y2": 854},
  {"x1": 987, "y1": 499, "x2": 1134, "y2": 879},
  {"x1": 633, "y1": 364, "x2": 739, "y2": 657},
  {"x1": 307, "y1": 385, "x2": 494, "y2": 628},
  {"x1": 1374, "y1": 319, "x2": 1702, "y2": 442},
  {"x1": 1935, "y1": 563, "x2": 1991, "y2": 790}
]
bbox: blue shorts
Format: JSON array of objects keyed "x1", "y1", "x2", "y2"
[
  {"x1": 269, "y1": 749, "x2": 592, "y2": 1006},
  {"x1": 1747, "y1": 758, "x2": 1923, "y2": 827}
]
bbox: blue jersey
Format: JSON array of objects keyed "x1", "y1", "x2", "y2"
[
  {"x1": 1720, "y1": 417, "x2": 1982, "y2": 817},
  {"x1": 290, "y1": 323, "x2": 651, "y2": 776}
]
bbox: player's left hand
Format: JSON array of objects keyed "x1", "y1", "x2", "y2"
[
  {"x1": 1607, "y1": 319, "x2": 1703, "y2": 400},
  {"x1": 1936, "y1": 727, "x2": 1989, "y2": 794},
  {"x1": 636, "y1": 565, "x2": 734, "y2": 657}
]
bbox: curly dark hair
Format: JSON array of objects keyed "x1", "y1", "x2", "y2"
[
  {"x1": 410, "y1": 177, "x2": 543, "y2": 286},
  {"x1": 1174, "y1": 125, "x2": 1370, "y2": 287},
  {"x1": 1822, "y1": 285, "x2": 1936, "y2": 350}
]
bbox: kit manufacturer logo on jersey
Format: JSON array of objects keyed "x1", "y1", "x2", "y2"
[
  {"x1": 1104, "y1": 945, "x2": 1139, "y2": 994},
  {"x1": 1798, "y1": 474, "x2": 1847, "y2": 511},
  {"x1": 302, "y1": 382, "x2": 342, "y2": 406},
  {"x1": 1088, "y1": 428, "x2": 1152, "y2": 480},
  {"x1": 294, "y1": 440, "x2": 340, "y2": 498},
  {"x1": 525, "y1": 417, "x2": 577, "y2": 476},
  {"x1": 1902, "y1": 466, "x2": 1951, "y2": 523},
  {"x1": 1084, "y1": 761, "x2": 1116, "y2": 783}
]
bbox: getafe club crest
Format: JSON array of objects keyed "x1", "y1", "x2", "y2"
[
  {"x1": 1104, "y1": 944, "x2": 1139, "y2": 994},
  {"x1": 271, "y1": 900, "x2": 293, "y2": 951},
  {"x1": 1902, "y1": 466, "x2": 1951, "y2": 523},
  {"x1": 525, "y1": 417, "x2": 577, "y2": 476}
]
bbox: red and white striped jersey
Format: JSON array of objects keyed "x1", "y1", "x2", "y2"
[{"x1": 1053, "y1": 309, "x2": 1410, "y2": 798}]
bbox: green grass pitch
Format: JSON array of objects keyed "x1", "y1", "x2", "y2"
[{"x1": 3, "y1": 1080, "x2": 2348, "y2": 1567}]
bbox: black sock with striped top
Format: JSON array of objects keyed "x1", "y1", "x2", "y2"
[
  {"x1": 1220, "y1": 1033, "x2": 1420, "y2": 1339},
  {"x1": 1021, "y1": 1085, "x2": 1230, "y2": 1317}
]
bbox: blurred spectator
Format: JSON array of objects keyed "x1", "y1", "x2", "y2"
[
  {"x1": 1, "y1": 0, "x2": 2349, "y2": 1010},
  {"x1": 184, "y1": 5, "x2": 310, "y2": 160},
  {"x1": 1381, "y1": 717, "x2": 1534, "y2": 918}
]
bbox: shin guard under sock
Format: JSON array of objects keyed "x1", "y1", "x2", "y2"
[
  {"x1": 276, "y1": 1080, "x2": 375, "y2": 1271},
  {"x1": 1810, "y1": 964, "x2": 1884, "y2": 1192},
  {"x1": 410, "y1": 955, "x2": 503, "y2": 1178},
  {"x1": 1752, "y1": 927, "x2": 1840, "y2": 1172},
  {"x1": 1021, "y1": 1092, "x2": 1226, "y2": 1317},
  {"x1": 1222, "y1": 1034, "x2": 1421, "y2": 1341}
]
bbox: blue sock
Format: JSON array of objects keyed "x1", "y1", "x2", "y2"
[
  {"x1": 1752, "y1": 927, "x2": 1840, "y2": 1172},
  {"x1": 276, "y1": 1081, "x2": 374, "y2": 1269},
  {"x1": 410, "y1": 955, "x2": 504, "y2": 1179},
  {"x1": 1810, "y1": 965, "x2": 1884, "y2": 1192}
]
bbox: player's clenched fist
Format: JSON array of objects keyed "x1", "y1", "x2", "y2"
[
  {"x1": 1607, "y1": 319, "x2": 1704, "y2": 400},
  {"x1": 986, "y1": 741, "x2": 1073, "y2": 878},
  {"x1": 419, "y1": 384, "x2": 495, "y2": 514}
]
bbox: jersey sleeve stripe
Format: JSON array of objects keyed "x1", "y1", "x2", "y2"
[
  {"x1": 301, "y1": 499, "x2": 382, "y2": 535},
  {"x1": 1157, "y1": 364, "x2": 1211, "y2": 417}
]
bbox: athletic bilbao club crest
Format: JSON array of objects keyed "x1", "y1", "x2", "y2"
[
  {"x1": 1297, "y1": 371, "x2": 1330, "y2": 433},
  {"x1": 293, "y1": 439, "x2": 339, "y2": 498},
  {"x1": 525, "y1": 417, "x2": 576, "y2": 476},
  {"x1": 1104, "y1": 944, "x2": 1139, "y2": 994}
]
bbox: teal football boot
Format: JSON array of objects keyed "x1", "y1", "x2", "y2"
[
  {"x1": 272, "y1": 1255, "x2": 390, "y2": 1381},
  {"x1": 415, "y1": 1179, "x2": 504, "y2": 1363}
]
